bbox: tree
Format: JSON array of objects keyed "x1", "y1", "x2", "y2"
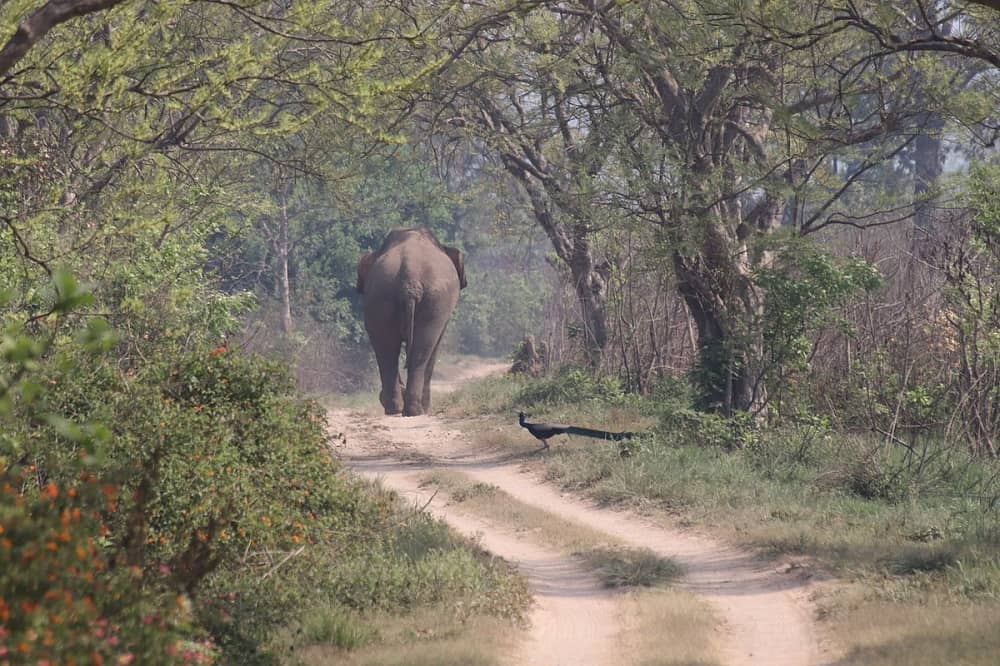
[
  {"x1": 428, "y1": 7, "x2": 623, "y2": 367},
  {"x1": 534, "y1": 0, "x2": 997, "y2": 416}
]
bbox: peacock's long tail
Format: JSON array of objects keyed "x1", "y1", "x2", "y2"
[{"x1": 564, "y1": 426, "x2": 636, "y2": 441}]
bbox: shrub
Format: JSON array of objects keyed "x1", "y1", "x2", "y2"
[
  {"x1": 1, "y1": 274, "x2": 199, "y2": 664},
  {"x1": 0, "y1": 465, "x2": 195, "y2": 665},
  {"x1": 3, "y1": 274, "x2": 530, "y2": 664},
  {"x1": 515, "y1": 366, "x2": 624, "y2": 408},
  {"x1": 578, "y1": 547, "x2": 682, "y2": 588}
]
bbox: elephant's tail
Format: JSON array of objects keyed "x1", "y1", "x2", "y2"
[{"x1": 403, "y1": 296, "x2": 416, "y2": 366}]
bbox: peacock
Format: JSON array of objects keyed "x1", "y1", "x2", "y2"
[{"x1": 518, "y1": 411, "x2": 636, "y2": 449}]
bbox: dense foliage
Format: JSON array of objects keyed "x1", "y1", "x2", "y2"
[
  {"x1": 1, "y1": 0, "x2": 999, "y2": 660},
  {"x1": 0, "y1": 0, "x2": 532, "y2": 661}
]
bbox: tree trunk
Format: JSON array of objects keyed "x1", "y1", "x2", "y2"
[
  {"x1": 672, "y1": 204, "x2": 775, "y2": 417},
  {"x1": 504, "y1": 161, "x2": 610, "y2": 368},
  {"x1": 569, "y1": 228, "x2": 610, "y2": 368},
  {"x1": 913, "y1": 129, "x2": 943, "y2": 236},
  {"x1": 277, "y1": 190, "x2": 293, "y2": 335}
]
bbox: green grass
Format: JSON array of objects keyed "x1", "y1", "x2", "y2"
[
  {"x1": 299, "y1": 608, "x2": 377, "y2": 649},
  {"x1": 449, "y1": 370, "x2": 1000, "y2": 665},
  {"x1": 287, "y1": 607, "x2": 513, "y2": 666},
  {"x1": 438, "y1": 373, "x2": 530, "y2": 417},
  {"x1": 265, "y1": 482, "x2": 531, "y2": 665},
  {"x1": 577, "y1": 546, "x2": 683, "y2": 589}
]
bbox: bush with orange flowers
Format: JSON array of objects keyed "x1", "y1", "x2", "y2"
[{"x1": 3, "y1": 272, "x2": 529, "y2": 664}]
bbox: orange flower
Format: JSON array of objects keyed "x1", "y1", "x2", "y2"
[
  {"x1": 210, "y1": 346, "x2": 227, "y2": 357},
  {"x1": 43, "y1": 481, "x2": 58, "y2": 500}
]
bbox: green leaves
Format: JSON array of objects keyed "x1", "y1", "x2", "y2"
[
  {"x1": 754, "y1": 238, "x2": 883, "y2": 409},
  {"x1": 77, "y1": 317, "x2": 117, "y2": 353},
  {"x1": 51, "y1": 268, "x2": 94, "y2": 314}
]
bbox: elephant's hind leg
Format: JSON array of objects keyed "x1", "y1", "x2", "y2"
[
  {"x1": 403, "y1": 314, "x2": 450, "y2": 417},
  {"x1": 420, "y1": 328, "x2": 447, "y2": 414},
  {"x1": 372, "y1": 337, "x2": 404, "y2": 415},
  {"x1": 403, "y1": 346, "x2": 431, "y2": 417},
  {"x1": 383, "y1": 376, "x2": 404, "y2": 415}
]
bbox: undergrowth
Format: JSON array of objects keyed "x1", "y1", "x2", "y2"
[
  {"x1": 449, "y1": 365, "x2": 1000, "y2": 663},
  {"x1": 1, "y1": 280, "x2": 529, "y2": 665},
  {"x1": 457, "y1": 369, "x2": 1000, "y2": 603},
  {"x1": 264, "y1": 495, "x2": 530, "y2": 664}
]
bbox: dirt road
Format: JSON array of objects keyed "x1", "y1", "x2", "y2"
[{"x1": 332, "y1": 363, "x2": 831, "y2": 665}]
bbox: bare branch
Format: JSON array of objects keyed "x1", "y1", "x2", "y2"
[{"x1": 0, "y1": 0, "x2": 130, "y2": 79}]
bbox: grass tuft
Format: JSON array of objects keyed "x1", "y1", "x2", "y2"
[
  {"x1": 886, "y1": 546, "x2": 960, "y2": 575},
  {"x1": 578, "y1": 547, "x2": 683, "y2": 589},
  {"x1": 300, "y1": 608, "x2": 376, "y2": 649},
  {"x1": 451, "y1": 482, "x2": 499, "y2": 503}
]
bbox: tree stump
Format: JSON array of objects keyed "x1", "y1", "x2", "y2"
[{"x1": 510, "y1": 335, "x2": 544, "y2": 377}]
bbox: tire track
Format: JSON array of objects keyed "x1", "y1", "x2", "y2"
[
  {"x1": 334, "y1": 407, "x2": 830, "y2": 665},
  {"x1": 349, "y1": 465, "x2": 624, "y2": 666}
]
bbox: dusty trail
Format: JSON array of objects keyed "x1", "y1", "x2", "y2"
[
  {"x1": 369, "y1": 468, "x2": 621, "y2": 666},
  {"x1": 333, "y1": 361, "x2": 830, "y2": 665}
]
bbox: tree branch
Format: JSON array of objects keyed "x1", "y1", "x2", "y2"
[{"x1": 0, "y1": 0, "x2": 130, "y2": 78}]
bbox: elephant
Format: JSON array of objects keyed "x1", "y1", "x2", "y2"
[{"x1": 356, "y1": 227, "x2": 467, "y2": 416}]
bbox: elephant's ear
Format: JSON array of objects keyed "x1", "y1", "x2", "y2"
[
  {"x1": 356, "y1": 252, "x2": 376, "y2": 293},
  {"x1": 444, "y1": 246, "x2": 467, "y2": 290}
]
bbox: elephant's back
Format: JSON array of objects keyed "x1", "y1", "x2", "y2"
[{"x1": 372, "y1": 240, "x2": 459, "y2": 304}]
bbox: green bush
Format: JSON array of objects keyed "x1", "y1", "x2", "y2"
[
  {"x1": 1, "y1": 274, "x2": 201, "y2": 664},
  {"x1": 327, "y1": 509, "x2": 528, "y2": 616},
  {"x1": 3, "y1": 272, "x2": 530, "y2": 664},
  {"x1": 515, "y1": 366, "x2": 624, "y2": 408},
  {"x1": 578, "y1": 547, "x2": 682, "y2": 588},
  {"x1": 0, "y1": 465, "x2": 195, "y2": 665}
]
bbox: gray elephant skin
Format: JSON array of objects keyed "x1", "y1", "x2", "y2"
[{"x1": 356, "y1": 227, "x2": 467, "y2": 416}]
